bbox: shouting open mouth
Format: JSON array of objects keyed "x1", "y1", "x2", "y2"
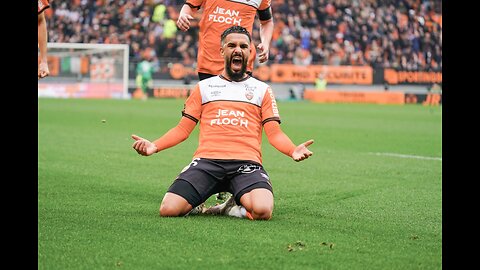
[{"x1": 230, "y1": 54, "x2": 244, "y2": 73}]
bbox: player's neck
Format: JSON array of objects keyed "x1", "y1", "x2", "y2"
[{"x1": 220, "y1": 71, "x2": 248, "y2": 82}]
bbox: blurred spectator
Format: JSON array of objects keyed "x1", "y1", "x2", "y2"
[
  {"x1": 162, "y1": 16, "x2": 177, "y2": 39},
  {"x1": 152, "y1": 1, "x2": 167, "y2": 23},
  {"x1": 45, "y1": 0, "x2": 442, "y2": 71},
  {"x1": 293, "y1": 47, "x2": 312, "y2": 66},
  {"x1": 315, "y1": 72, "x2": 327, "y2": 91}
]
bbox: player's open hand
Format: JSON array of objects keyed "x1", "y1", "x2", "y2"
[
  {"x1": 131, "y1": 134, "x2": 158, "y2": 156},
  {"x1": 257, "y1": 43, "x2": 269, "y2": 64},
  {"x1": 38, "y1": 61, "x2": 50, "y2": 79},
  {"x1": 177, "y1": 14, "x2": 194, "y2": 32},
  {"x1": 292, "y1": 139, "x2": 314, "y2": 162}
]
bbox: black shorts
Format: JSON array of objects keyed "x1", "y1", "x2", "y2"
[
  {"x1": 198, "y1": 72, "x2": 216, "y2": 81},
  {"x1": 167, "y1": 158, "x2": 273, "y2": 207}
]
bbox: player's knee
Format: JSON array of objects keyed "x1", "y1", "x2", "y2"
[
  {"x1": 159, "y1": 202, "x2": 182, "y2": 217},
  {"x1": 251, "y1": 204, "x2": 273, "y2": 220}
]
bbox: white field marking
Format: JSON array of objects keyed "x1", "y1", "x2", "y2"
[{"x1": 368, "y1": 152, "x2": 442, "y2": 161}]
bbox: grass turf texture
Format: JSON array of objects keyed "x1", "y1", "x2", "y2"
[{"x1": 38, "y1": 98, "x2": 442, "y2": 269}]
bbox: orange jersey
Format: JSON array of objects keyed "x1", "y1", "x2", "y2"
[
  {"x1": 38, "y1": 0, "x2": 50, "y2": 14},
  {"x1": 182, "y1": 75, "x2": 280, "y2": 164},
  {"x1": 187, "y1": 0, "x2": 271, "y2": 75}
]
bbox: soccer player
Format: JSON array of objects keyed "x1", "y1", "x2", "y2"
[
  {"x1": 176, "y1": 0, "x2": 274, "y2": 81},
  {"x1": 177, "y1": 0, "x2": 274, "y2": 202},
  {"x1": 131, "y1": 26, "x2": 313, "y2": 220},
  {"x1": 38, "y1": 0, "x2": 50, "y2": 79},
  {"x1": 135, "y1": 53, "x2": 155, "y2": 100}
]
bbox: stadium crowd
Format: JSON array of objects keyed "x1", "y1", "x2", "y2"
[{"x1": 45, "y1": 0, "x2": 442, "y2": 71}]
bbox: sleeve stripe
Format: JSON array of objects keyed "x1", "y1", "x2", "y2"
[
  {"x1": 182, "y1": 111, "x2": 199, "y2": 123},
  {"x1": 185, "y1": 2, "x2": 201, "y2": 9},
  {"x1": 38, "y1": 6, "x2": 50, "y2": 14},
  {"x1": 257, "y1": 7, "x2": 272, "y2": 21},
  {"x1": 262, "y1": 117, "x2": 281, "y2": 125}
]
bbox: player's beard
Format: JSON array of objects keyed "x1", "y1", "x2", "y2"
[{"x1": 225, "y1": 53, "x2": 247, "y2": 81}]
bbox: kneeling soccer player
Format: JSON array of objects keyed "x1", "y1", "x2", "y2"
[{"x1": 131, "y1": 26, "x2": 313, "y2": 220}]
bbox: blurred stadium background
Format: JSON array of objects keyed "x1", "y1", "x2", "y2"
[
  {"x1": 38, "y1": 0, "x2": 442, "y2": 103},
  {"x1": 38, "y1": 1, "x2": 442, "y2": 269}
]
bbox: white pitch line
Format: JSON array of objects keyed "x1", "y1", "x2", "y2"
[{"x1": 368, "y1": 152, "x2": 442, "y2": 161}]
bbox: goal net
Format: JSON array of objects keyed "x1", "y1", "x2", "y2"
[{"x1": 38, "y1": 43, "x2": 129, "y2": 99}]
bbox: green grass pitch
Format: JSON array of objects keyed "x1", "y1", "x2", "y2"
[{"x1": 38, "y1": 98, "x2": 442, "y2": 269}]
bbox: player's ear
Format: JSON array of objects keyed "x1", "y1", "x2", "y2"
[{"x1": 220, "y1": 46, "x2": 224, "y2": 57}]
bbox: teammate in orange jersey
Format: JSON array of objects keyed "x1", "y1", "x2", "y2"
[
  {"x1": 38, "y1": 0, "x2": 50, "y2": 79},
  {"x1": 131, "y1": 26, "x2": 313, "y2": 220},
  {"x1": 176, "y1": 0, "x2": 274, "y2": 81}
]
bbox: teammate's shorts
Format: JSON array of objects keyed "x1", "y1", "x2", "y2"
[
  {"x1": 198, "y1": 71, "x2": 253, "y2": 81},
  {"x1": 198, "y1": 72, "x2": 215, "y2": 81},
  {"x1": 167, "y1": 158, "x2": 273, "y2": 207}
]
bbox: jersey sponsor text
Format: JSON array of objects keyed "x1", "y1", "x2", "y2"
[
  {"x1": 211, "y1": 109, "x2": 248, "y2": 127},
  {"x1": 209, "y1": 6, "x2": 242, "y2": 25},
  {"x1": 267, "y1": 87, "x2": 279, "y2": 117}
]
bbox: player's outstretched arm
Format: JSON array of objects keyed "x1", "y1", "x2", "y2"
[
  {"x1": 131, "y1": 117, "x2": 197, "y2": 156},
  {"x1": 291, "y1": 140, "x2": 314, "y2": 162},
  {"x1": 264, "y1": 121, "x2": 313, "y2": 162},
  {"x1": 131, "y1": 135, "x2": 158, "y2": 156}
]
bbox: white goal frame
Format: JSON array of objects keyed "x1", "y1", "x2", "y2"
[{"x1": 44, "y1": 42, "x2": 130, "y2": 99}]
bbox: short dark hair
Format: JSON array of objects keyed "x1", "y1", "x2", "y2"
[{"x1": 221, "y1": 26, "x2": 252, "y2": 44}]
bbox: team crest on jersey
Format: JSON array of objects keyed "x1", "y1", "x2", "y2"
[
  {"x1": 245, "y1": 84, "x2": 256, "y2": 100},
  {"x1": 245, "y1": 91, "x2": 254, "y2": 100}
]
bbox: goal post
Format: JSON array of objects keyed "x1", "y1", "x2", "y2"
[{"x1": 38, "y1": 43, "x2": 130, "y2": 99}]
